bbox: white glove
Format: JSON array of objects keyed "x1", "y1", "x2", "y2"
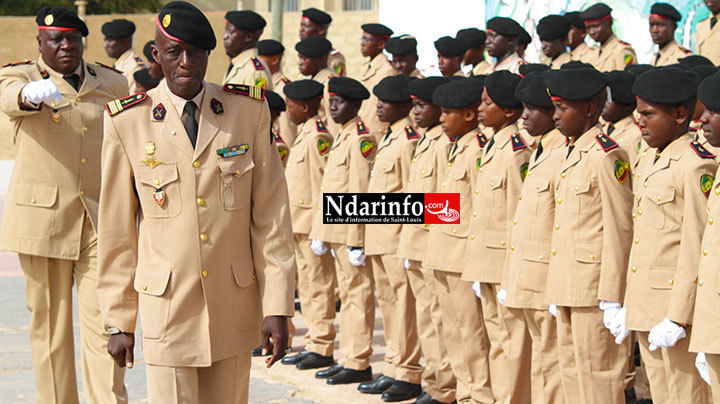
[
  {"x1": 548, "y1": 304, "x2": 558, "y2": 318},
  {"x1": 330, "y1": 248, "x2": 335, "y2": 258},
  {"x1": 648, "y1": 318, "x2": 686, "y2": 351},
  {"x1": 696, "y1": 353, "x2": 712, "y2": 385},
  {"x1": 310, "y1": 239, "x2": 327, "y2": 256},
  {"x1": 496, "y1": 288, "x2": 507, "y2": 305},
  {"x1": 348, "y1": 248, "x2": 365, "y2": 267},
  {"x1": 404, "y1": 258, "x2": 410, "y2": 270},
  {"x1": 21, "y1": 79, "x2": 61, "y2": 104},
  {"x1": 599, "y1": 301, "x2": 631, "y2": 343},
  {"x1": 472, "y1": 281, "x2": 482, "y2": 299}
]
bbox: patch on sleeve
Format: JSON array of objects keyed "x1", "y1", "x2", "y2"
[
  {"x1": 690, "y1": 141, "x2": 717, "y2": 159},
  {"x1": 277, "y1": 145, "x2": 289, "y2": 164},
  {"x1": 623, "y1": 54, "x2": 634, "y2": 65},
  {"x1": 316, "y1": 120, "x2": 328, "y2": 133},
  {"x1": 702, "y1": 174, "x2": 715, "y2": 198},
  {"x1": 521, "y1": 163, "x2": 529, "y2": 181},
  {"x1": 361, "y1": 140, "x2": 375, "y2": 157},
  {"x1": 477, "y1": 133, "x2": 488, "y2": 147},
  {"x1": 614, "y1": 160, "x2": 629, "y2": 184},
  {"x1": 595, "y1": 133, "x2": 619, "y2": 152},
  {"x1": 511, "y1": 133, "x2": 528, "y2": 151},
  {"x1": 223, "y1": 84, "x2": 265, "y2": 100},
  {"x1": 317, "y1": 138, "x2": 330, "y2": 155},
  {"x1": 104, "y1": 92, "x2": 148, "y2": 116},
  {"x1": 405, "y1": 126, "x2": 419, "y2": 139},
  {"x1": 333, "y1": 64, "x2": 345, "y2": 76},
  {"x1": 356, "y1": 120, "x2": 369, "y2": 134}
]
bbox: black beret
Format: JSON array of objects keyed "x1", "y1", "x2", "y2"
[
  {"x1": 133, "y1": 69, "x2": 161, "y2": 86},
  {"x1": 486, "y1": 17, "x2": 524, "y2": 37},
  {"x1": 667, "y1": 63, "x2": 689, "y2": 70},
  {"x1": 624, "y1": 63, "x2": 655, "y2": 76},
  {"x1": 605, "y1": 71, "x2": 637, "y2": 105},
  {"x1": 519, "y1": 63, "x2": 550, "y2": 77},
  {"x1": 283, "y1": 79, "x2": 325, "y2": 100},
  {"x1": 698, "y1": 71, "x2": 720, "y2": 111},
  {"x1": 302, "y1": 7, "x2": 332, "y2": 25},
  {"x1": 362, "y1": 23, "x2": 393, "y2": 38},
  {"x1": 546, "y1": 68, "x2": 609, "y2": 100},
  {"x1": 632, "y1": 67, "x2": 700, "y2": 104},
  {"x1": 385, "y1": 35, "x2": 418, "y2": 56},
  {"x1": 102, "y1": 19, "x2": 135, "y2": 38},
  {"x1": 650, "y1": 3, "x2": 681, "y2": 22},
  {"x1": 432, "y1": 78, "x2": 484, "y2": 108},
  {"x1": 143, "y1": 40, "x2": 155, "y2": 62},
  {"x1": 328, "y1": 76, "x2": 370, "y2": 100},
  {"x1": 409, "y1": 76, "x2": 451, "y2": 102},
  {"x1": 36, "y1": 6, "x2": 88, "y2": 37},
  {"x1": 373, "y1": 74, "x2": 415, "y2": 102},
  {"x1": 158, "y1": 1, "x2": 216, "y2": 51},
  {"x1": 564, "y1": 11, "x2": 586, "y2": 29},
  {"x1": 515, "y1": 72, "x2": 553, "y2": 108},
  {"x1": 265, "y1": 90, "x2": 286, "y2": 111},
  {"x1": 258, "y1": 39, "x2": 285, "y2": 55},
  {"x1": 225, "y1": 10, "x2": 266, "y2": 31},
  {"x1": 581, "y1": 3, "x2": 613, "y2": 22},
  {"x1": 456, "y1": 28, "x2": 487, "y2": 47},
  {"x1": 434, "y1": 36, "x2": 469, "y2": 57},
  {"x1": 561, "y1": 60, "x2": 596, "y2": 70},
  {"x1": 485, "y1": 70, "x2": 523, "y2": 109},
  {"x1": 693, "y1": 65, "x2": 719, "y2": 80},
  {"x1": 468, "y1": 74, "x2": 486, "y2": 86},
  {"x1": 296, "y1": 36, "x2": 332, "y2": 57},
  {"x1": 678, "y1": 55, "x2": 714, "y2": 68},
  {"x1": 537, "y1": 15, "x2": 571, "y2": 41},
  {"x1": 519, "y1": 27, "x2": 532, "y2": 45}
]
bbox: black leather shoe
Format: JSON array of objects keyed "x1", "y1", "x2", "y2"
[
  {"x1": 296, "y1": 352, "x2": 334, "y2": 370},
  {"x1": 280, "y1": 350, "x2": 308, "y2": 365},
  {"x1": 327, "y1": 367, "x2": 373, "y2": 385},
  {"x1": 358, "y1": 374, "x2": 395, "y2": 394},
  {"x1": 251, "y1": 342, "x2": 272, "y2": 357},
  {"x1": 315, "y1": 364, "x2": 343, "y2": 379},
  {"x1": 381, "y1": 380, "x2": 422, "y2": 402},
  {"x1": 625, "y1": 388, "x2": 636, "y2": 404},
  {"x1": 428, "y1": 401, "x2": 456, "y2": 404},
  {"x1": 635, "y1": 400, "x2": 653, "y2": 404},
  {"x1": 411, "y1": 392, "x2": 431, "y2": 404}
]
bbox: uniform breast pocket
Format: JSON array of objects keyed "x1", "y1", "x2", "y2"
[
  {"x1": 44, "y1": 100, "x2": 71, "y2": 134},
  {"x1": 133, "y1": 264, "x2": 172, "y2": 341},
  {"x1": 217, "y1": 157, "x2": 254, "y2": 211},
  {"x1": 530, "y1": 177, "x2": 552, "y2": 215},
  {"x1": 333, "y1": 153, "x2": 348, "y2": 182},
  {"x1": 643, "y1": 187, "x2": 675, "y2": 229},
  {"x1": 649, "y1": 267, "x2": 676, "y2": 290},
  {"x1": 567, "y1": 179, "x2": 592, "y2": 214},
  {"x1": 136, "y1": 163, "x2": 182, "y2": 219},
  {"x1": 480, "y1": 173, "x2": 504, "y2": 208},
  {"x1": 419, "y1": 165, "x2": 434, "y2": 193},
  {"x1": 10, "y1": 181, "x2": 58, "y2": 239},
  {"x1": 231, "y1": 253, "x2": 261, "y2": 331}
]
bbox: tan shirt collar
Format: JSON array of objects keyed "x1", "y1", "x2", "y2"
[{"x1": 164, "y1": 79, "x2": 205, "y2": 119}]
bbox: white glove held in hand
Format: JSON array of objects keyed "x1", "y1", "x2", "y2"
[
  {"x1": 472, "y1": 281, "x2": 482, "y2": 299},
  {"x1": 310, "y1": 239, "x2": 327, "y2": 256},
  {"x1": 648, "y1": 318, "x2": 686, "y2": 351},
  {"x1": 404, "y1": 259, "x2": 410, "y2": 270},
  {"x1": 22, "y1": 79, "x2": 61, "y2": 104},
  {"x1": 696, "y1": 353, "x2": 711, "y2": 385},
  {"x1": 348, "y1": 248, "x2": 365, "y2": 267},
  {"x1": 599, "y1": 301, "x2": 631, "y2": 343},
  {"x1": 548, "y1": 304, "x2": 558, "y2": 318},
  {"x1": 496, "y1": 288, "x2": 507, "y2": 305}
]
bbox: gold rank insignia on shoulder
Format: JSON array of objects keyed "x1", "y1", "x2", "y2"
[
  {"x1": 223, "y1": 84, "x2": 265, "y2": 101},
  {"x1": 211, "y1": 98, "x2": 224, "y2": 114},
  {"x1": 356, "y1": 120, "x2": 369, "y2": 134},
  {"x1": 2, "y1": 60, "x2": 32, "y2": 68},
  {"x1": 316, "y1": 120, "x2": 328, "y2": 133},
  {"x1": 105, "y1": 92, "x2": 148, "y2": 116},
  {"x1": 405, "y1": 126, "x2": 419, "y2": 140},
  {"x1": 251, "y1": 57, "x2": 265, "y2": 70},
  {"x1": 691, "y1": 141, "x2": 717, "y2": 159},
  {"x1": 141, "y1": 140, "x2": 162, "y2": 168},
  {"x1": 477, "y1": 133, "x2": 488, "y2": 147},
  {"x1": 217, "y1": 144, "x2": 249, "y2": 158},
  {"x1": 86, "y1": 65, "x2": 96, "y2": 76},
  {"x1": 511, "y1": 133, "x2": 528, "y2": 151},
  {"x1": 361, "y1": 140, "x2": 374, "y2": 157},
  {"x1": 595, "y1": 133, "x2": 619, "y2": 152}
]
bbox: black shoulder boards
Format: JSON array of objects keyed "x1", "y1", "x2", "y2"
[
  {"x1": 595, "y1": 133, "x2": 619, "y2": 152},
  {"x1": 691, "y1": 141, "x2": 717, "y2": 159},
  {"x1": 511, "y1": 133, "x2": 528, "y2": 151},
  {"x1": 405, "y1": 125, "x2": 419, "y2": 139},
  {"x1": 95, "y1": 62, "x2": 122, "y2": 74},
  {"x1": 477, "y1": 133, "x2": 488, "y2": 147}
]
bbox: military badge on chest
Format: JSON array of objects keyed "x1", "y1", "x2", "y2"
[{"x1": 141, "y1": 141, "x2": 166, "y2": 206}]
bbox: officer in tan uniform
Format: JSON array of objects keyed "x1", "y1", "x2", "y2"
[
  {"x1": 581, "y1": 3, "x2": 637, "y2": 71},
  {"x1": 435, "y1": 36, "x2": 468, "y2": 77},
  {"x1": 565, "y1": 12, "x2": 594, "y2": 63},
  {"x1": 296, "y1": 36, "x2": 337, "y2": 133},
  {"x1": 483, "y1": 17, "x2": 527, "y2": 75},
  {"x1": 696, "y1": 0, "x2": 720, "y2": 65},
  {"x1": 97, "y1": 3, "x2": 295, "y2": 403},
  {"x1": 102, "y1": 19, "x2": 145, "y2": 94},
  {"x1": 649, "y1": 3, "x2": 692, "y2": 66},
  {"x1": 0, "y1": 6, "x2": 129, "y2": 404},
  {"x1": 623, "y1": 67, "x2": 713, "y2": 404},
  {"x1": 258, "y1": 39, "x2": 297, "y2": 148},
  {"x1": 222, "y1": 10, "x2": 273, "y2": 90},
  {"x1": 602, "y1": 71, "x2": 643, "y2": 165},
  {"x1": 457, "y1": 28, "x2": 490, "y2": 76},
  {"x1": 386, "y1": 35, "x2": 423, "y2": 78},
  {"x1": 544, "y1": 68, "x2": 633, "y2": 404},
  {"x1": 537, "y1": 15, "x2": 573, "y2": 68},
  {"x1": 300, "y1": 7, "x2": 346, "y2": 77},
  {"x1": 357, "y1": 23, "x2": 396, "y2": 143}
]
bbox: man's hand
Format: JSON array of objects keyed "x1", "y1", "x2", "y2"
[
  {"x1": 261, "y1": 316, "x2": 289, "y2": 368},
  {"x1": 108, "y1": 332, "x2": 135, "y2": 369},
  {"x1": 21, "y1": 79, "x2": 61, "y2": 104}
]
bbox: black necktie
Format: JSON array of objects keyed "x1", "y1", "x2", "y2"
[
  {"x1": 712, "y1": 16, "x2": 718, "y2": 28},
  {"x1": 64, "y1": 74, "x2": 80, "y2": 91},
  {"x1": 226, "y1": 62, "x2": 234, "y2": 77},
  {"x1": 485, "y1": 136, "x2": 495, "y2": 152},
  {"x1": 535, "y1": 141, "x2": 544, "y2": 159},
  {"x1": 183, "y1": 101, "x2": 198, "y2": 148},
  {"x1": 607, "y1": 124, "x2": 616, "y2": 135},
  {"x1": 383, "y1": 127, "x2": 392, "y2": 142},
  {"x1": 566, "y1": 145, "x2": 575, "y2": 159}
]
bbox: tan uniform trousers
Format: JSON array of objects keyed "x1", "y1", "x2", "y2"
[
  {"x1": 369, "y1": 254, "x2": 423, "y2": 383},
  {"x1": 520, "y1": 308, "x2": 563, "y2": 404},
  {"x1": 146, "y1": 353, "x2": 250, "y2": 404},
  {"x1": 433, "y1": 270, "x2": 493, "y2": 404},
  {"x1": 706, "y1": 354, "x2": 720, "y2": 403},
  {"x1": 637, "y1": 328, "x2": 710, "y2": 404},
  {"x1": 407, "y1": 259, "x2": 456, "y2": 402},
  {"x1": 329, "y1": 243, "x2": 375, "y2": 371},
  {"x1": 293, "y1": 233, "x2": 337, "y2": 356},
  {"x1": 556, "y1": 306, "x2": 630, "y2": 404},
  {"x1": 19, "y1": 215, "x2": 127, "y2": 404}
]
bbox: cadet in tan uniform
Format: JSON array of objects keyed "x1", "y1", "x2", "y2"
[
  {"x1": 483, "y1": 17, "x2": 527, "y2": 74},
  {"x1": 465, "y1": 71, "x2": 533, "y2": 404},
  {"x1": 258, "y1": 39, "x2": 297, "y2": 148},
  {"x1": 544, "y1": 68, "x2": 633, "y2": 404},
  {"x1": 565, "y1": 12, "x2": 594, "y2": 64},
  {"x1": 296, "y1": 36, "x2": 337, "y2": 133},
  {"x1": 102, "y1": 19, "x2": 145, "y2": 94},
  {"x1": 696, "y1": 0, "x2": 720, "y2": 65},
  {"x1": 308, "y1": 76, "x2": 377, "y2": 385},
  {"x1": 357, "y1": 23, "x2": 396, "y2": 143},
  {"x1": 649, "y1": 3, "x2": 692, "y2": 66},
  {"x1": 222, "y1": 10, "x2": 273, "y2": 90},
  {"x1": 623, "y1": 67, "x2": 713, "y2": 404},
  {"x1": 581, "y1": 3, "x2": 637, "y2": 71},
  {"x1": 435, "y1": 36, "x2": 468, "y2": 77},
  {"x1": 537, "y1": 15, "x2": 573, "y2": 68},
  {"x1": 386, "y1": 35, "x2": 423, "y2": 78},
  {"x1": 98, "y1": 4, "x2": 295, "y2": 403},
  {"x1": 602, "y1": 71, "x2": 643, "y2": 166},
  {"x1": 265, "y1": 90, "x2": 290, "y2": 166},
  {"x1": 516, "y1": 28, "x2": 533, "y2": 62},
  {"x1": 0, "y1": 7, "x2": 129, "y2": 404},
  {"x1": 300, "y1": 7, "x2": 346, "y2": 77},
  {"x1": 687, "y1": 66, "x2": 719, "y2": 148},
  {"x1": 457, "y1": 28, "x2": 490, "y2": 76}
]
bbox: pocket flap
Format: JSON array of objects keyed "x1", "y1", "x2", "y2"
[
  {"x1": 647, "y1": 188, "x2": 675, "y2": 206},
  {"x1": 133, "y1": 264, "x2": 171, "y2": 296},
  {"x1": 521, "y1": 240, "x2": 551, "y2": 263},
  {"x1": 334, "y1": 153, "x2": 348, "y2": 166},
  {"x1": 419, "y1": 166, "x2": 434, "y2": 178},
  {"x1": 13, "y1": 181, "x2": 58, "y2": 207},
  {"x1": 485, "y1": 230, "x2": 507, "y2": 249},
  {"x1": 137, "y1": 163, "x2": 179, "y2": 188},
  {"x1": 217, "y1": 157, "x2": 255, "y2": 177},
  {"x1": 449, "y1": 167, "x2": 467, "y2": 181},
  {"x1": 380, "y1": 161, "x2": 395, "y2": 173},
  {"x1": 573, "y1": 243, "x2": 602, "y2": 263},
  {"x1": 231, "y1": 253, "x2": 257, "y2": 288},
  {"x1": 649, "y1": 267, "x2": 675, "y2": 290},
  {"x1": 570, "y1": 179, "x2": 591, "y2": 194},
  {"x1": 533, "y1": 178, "x2": 550, "y2": 193},
  {"x1": 485, "y1": 174, "x2": 503, "y2": 190}
]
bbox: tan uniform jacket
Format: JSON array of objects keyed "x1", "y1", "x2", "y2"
[
  {"x1": 0, "y1": 58, "x2": 128, "y2": 259},
  {"x1": 364, "y1": 117, "x2": 419, "y2": 255},
  {"x1": 696, "y1": 15, "x2": 720, "y2": 65},
  {"x1": 396, "y1": 125, "x2": 447, "y2": 261},
  {"x1": 309, "y1": 117, "x2": 376, "y2": 247},
  {"x1": 285, "y1": 116, "x2": 333, "y2": 235},
  {"x1": 651, "y1": 39, "x2": 692, "y2": 66},
  {"x1": 358, "y1": 53, "x2": 396, "y2": 141},
  {"x1": 483, "y1": 52, "x2": 526, "y2": 74},
  {"x1": 463, "y1": 123, "x2": 532, "y2": 283},
  {"x1": 115, "y1": 48, "x2": 145, "y2": 94},
  {"x1": 409, "y1": 69, "x2": 424, "y2": 78},
  {"x1": 587, "y1": 34, "x2": 637, "y2": 71},
  {"x1": 97, "y1": 81, "x2": 295, "y2": 367},
  {"x1": 624, "y1": 137, "x2": 717, "y2": 331},
  {"x1": 545, "y1": 125, "x2": 633, "y2": 306},
  {"x1": 547, "y1": 51, "x2": 573, "y2": 69},
  {"x1": 570, "y1": 41, "x2": 594, "y2": 64},
  {"x1": 503, "y1": 130, "x2": 566, "y2": 310},
  {"x1": 329, "y1": 48, "x2": 346, "y2": 76},
  {"x1": 272, "y1": 71, "x2": 297, "y2": 147},
  {"x1": 469, "y1": 60, "x2": 491, "y2": 76},
  {"x1": 422, "y1": 128, "x2": 486, "y2": 273},
  {"x1": 223, "y1": 48, "x2": 273, "y2": 90},
  {"x1": 606, "y1": 115, "x2": 642, "y2": 167}
]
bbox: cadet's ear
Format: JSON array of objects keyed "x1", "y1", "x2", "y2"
[{"x1": 672, "y1": 104, "x2": 689, "y2": 126}]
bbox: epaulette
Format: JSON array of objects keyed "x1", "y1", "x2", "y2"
[
  {"x1": 518, "y1": 60, "x2": 527, "y2": 65},
  {"x1": 105, "y1": 92, "x2": 148, "y2": 116},
  {"x1": 356, "y1": 120, "x2": 369, "y2": 134},
  {"x1": 2, "y1": 60, "x2": 32, "y2": 68},
  {"x1": 223, "y1": 83, "x2": 265, "y2": 101},
  {"x1": 690, "y1": 141, "x2": 717, "y2": 159},
  {"x1": 316, "y1": 120, "x2": 328, "y2": 133},
  {"x1": 405, "y1": 125, "x2": 419, "y2": 139},
  {"x1": 251, "y1": 57, "x2": 265, "y2": 70},
  {"x1": 618, "y1": 39, "x2": 631, "y2": 46},
  {"x1": 280, "y1": 76, "x2": 292, "y2": 85},
  {"x1": 679, "y1": 46, "x2": 692, "y2": 54},
  {"x1": 95, "y1": 62, "x2": 122, "y2": 74},
  {"x1": 511, "y1": 133, "x2": 528, "y2": 151},
  {"x1": 86, "y1": 64, "x2": 96, "y2": 76},
  {"x1": 477, "y1": 133, "x2": 488, "y2": 147},
  {"x1": 595, "y1": 133, "x2": 619, "y2": 152},
  {"x1": 272, "y1": 130, "x2": 284, "y2": 144}
]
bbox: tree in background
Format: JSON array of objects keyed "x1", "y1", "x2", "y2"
[{"x1": 0, "y1": 0, "x2": 162, "y2": 15}]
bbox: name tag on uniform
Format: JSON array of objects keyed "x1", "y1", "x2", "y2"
[{"x1": 217, "y1": 144, "x2": 249, "y2": 158}]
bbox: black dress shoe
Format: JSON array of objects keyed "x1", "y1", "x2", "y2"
[
  {"x1": 428, "y1": 401, "x2": 456, "y2": 404},
  {"x1": 251, "y1": 342, "x2": 273, "y2": 357},
  {"x1": 358, "y1": 374, "x2": 395, "y2": 394},
  {"x1": 635, "y1": 400, "x2": 653, "y2": 404},
  {"x1": 411, "y1": 392, "x2": 431, "y2": 404},
  {"x1": 381, "y1": 380, "x2": 422, "y2": 402},
  {"x1": 296, "y1": 352, "x2": 334, "y2": 370},
  {"x1": 280, "y1": 350, "x2": 308, "y2": 365},
  {"x1": 625, "y1": 388, "x2": 636, "y2": 404},
  {"x1": 327, "y1": 367, "x2": 373, "y2": 385},
  {"x1": 315, "y1": 364, "x2": 343, "y2": 379}
]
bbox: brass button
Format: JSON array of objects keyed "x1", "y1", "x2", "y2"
[
  {"x1": 539, "y1": 255, "x2": 543, "y2": 260},
  {"x1": 638, "y1": 209, "x2": 643, "y2": 215},
  {"x1": 143, "y1": 285, "x2": 147, "y2": 291},
  {"x1": 299, "y1": 200, "x2": 304, "y2": 205},
  {"x1": 636, "y1": 172, "x2": 642, "y2": 177},
  {"x1": 527, "y1": 170, "x2": 533, "y2": 176},
  {"x1": 632, "y1": 212, "x2": 637, "y2": 218},
  {"x1": 475, "y1": 189, "x2": 479, "y2": 195},
  {"x1": 408, "y1": 179, "x2": 413, "y2": 183},
  {"x1": 479, "y1": 167, "x2": 484, "y2": 172},
  {"x1": 631, "y1": 266, "x2": 637, "y2": 273},
  {"x1": 512, "y1": 219, "x2": 518, "y2": 225},
  {"x1": 79, "y1": 190, "x2": 84, "y2": 196},
  {"x1": 154, "y1": 178, "x2": 160, "y2": 185},
  {"x1": 81, "y1": 158, "x2": 87, "y2": 164},
  {"x1": 453, "y1": 175, "x2": 457, "y2": 180},
  {"x1": 196, "y1": 197, "x2": 205, "y2": 206},
  {"x1": 326, "y1": 168, "x2": 330, "y2": 173},
  {"x1": 422, "y1": 224, "x2": 427, "y2": 228},
  {"x1": 703, "y1": 249, "x2": 709, "y2": 256},
  {"x1": 510, "y1": 245, "x2": 515, "y2": 251},
  {"x1": 489, "y1": 181, "x2": 495, "y2": 187},
  {"x1": 200, "y1": 233, "x2": 208, "y2": 241},
  {"x1": 431, "y1": 224, "x2": 435, "y2": 228},
  {"x1": 551, "y1": 248, "x2": 557, "y2": 255},
  {"x1": 335, "y1": 159, "x2": 340, "y2": 164},
  {"x1": 76, "y1": 97, "x2": 82, "y2": 102},
  {"x1": 518, "y1": 194, "x2": 522, "y2": 200},
  {"x1": 536, "y1": 185, "x2": 540, "y2": 190},
  {"x1": 644, "y1": 181, "x2": 648, "y2": 188},
  {"x1": 642, "y1": 151, "x2": 647, "y2": 157},
  {"x1": 202, "y1": 270, "x2": 208, "y2": 278},
  {"x1": 634, "y1": 238, "x2": 639, "y2": 244},
  {"x1": 716, "y1": 187, "x2": 720, "y2": 195},
  {"x1": 441, "y1": 182, "x2": 447, "y2": 188},
  {"x1": 82, "y1": 126, "x2": 88, "y2": 133},
  {"x1": 193, "y1": 160, "x2": 201, "y2": 168},
  {"x1": 556, "y1": 198, "x2": 562, "y2": 204},
  {"x1": 561, "y1": 172, "x2": 566, "y2": 178},
  {"x1": 421, "y1": 170, "x2": 425, "y2": 175},
  {"x1": 470, "y1": 234, "x2": 475, "y2": 240},
  {"x1": 252, "y1": 275, "x2": 257, "y2": 280},
  {"x1": 290, "y1": 147, "x2": 295, "y2": 152},
  {"x1": 656, "y1": 195, "x2": 662, "y2": 202},
  {"x1": 699, "y1": 279, "x2": 704, "y2": 286},
  {"x1": 329, "y1": 150, "x2": 334, "y2": 155},
  {"x1": 447, "y1": 162, "x2": 452, "y2": 167},
  {"x1": 709, "y1": 217, "x2": 714, "y2": 225},
  {"x1": 668, "y1": 279, "x2": 674, "y2": 286},
  {"x1": 30, "y1": 198, "x2": 36, "y2": 204},
  {"x1": 589, "y1": 254, "x2": 595, "y2": 261},
  {"x1": 170, "y1": 130, "x2": 176, "y2": 135},
  {"x1": 382, "y1": 166, "x2": 387, "y2": 170},
  {"x1": 500, "y1": 240, "x2": 505, "y2": 246},
  {"x1": 235, "y1": 169, "x2": 241, "y2": 175},
  {"x1": 574, "y1": 186, "x2": 579, "y2": 191},
  {"x1": 472, "y1": 211, "x2": 477, "y2": 217},
  {"x1": 451, "y1": 229, "x2": 456, "y2": 234},
  {"x1": 320, "y1": 186, "x2": 324, "y2": 191},
  {"x1": 554, "y1": 223, "x2": 560, "y2": 230},
  {"x1": 412, "y1": 158, "x2": 417, "y2": 163}
]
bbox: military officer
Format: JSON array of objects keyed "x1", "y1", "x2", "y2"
[
  {"x1": 565, "y1": 11, "x2": 594, "y2": 63},
  {"x1": 385, "y1": 35, "x2": 423, "y2": 78},
  {"x1": 0, "y1": 6, "x2": 129, "y2": 404},
  {"x1": 537, "y1": 15, "x2": 573, "y2": 68},
  {"x1": 296, "y1": 36, "x2": 337, "y2": 133},
  {"x1": 581, "y1": 3, "x2": 637, "y2": 71},
  {"x1": 222, "y1": 10, "x2": 273, "y2": 89},
  {"x1": 696, "y1": 0, "x2": 720, "y2": 65},
  {"x1": 257, "y1": 39, "x2": 297, "y2": 148},
  {"x1": 601, "y1": 71, "x2": 643, "y2": 166},
  {"x1": 97, "y1": 3, "x2": 295, "y2": 403},
  {"x1": 649, "y1": 3, "x2": 692, "y2": 66},
  {"x1": 299, "y1": 7, "x2": 346, "y2": 77},
  {"x1": 483, "y1": 17, "x2": 527, "y2": 74},
  {"x1": 434, "y1": 36, "x2": 467, "y2": 77},
  {"x1": 102, "y1": 18, "x2": 145, "y2": 94},
  {"x1": 265, "y1": 90, "x2": 290, "y2": 166},
  {"x1": 457, "y1": 28, "x2": 490, "y2": 76},
  {"x1": 357, "y1": 23, "x2": 396, "y2": 143}
]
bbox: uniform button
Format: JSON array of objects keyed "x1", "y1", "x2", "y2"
[
  {"x1": 539, "y1": 255, "x2": 543, "y2": 260},
  {"x1": 703, "y1": 249, "x2": 709, "y2": 256},
  {"x1": 716, "y1": 187, "x2": 720, "y2": 195},
  {"x1": 200, "y1": 233, "x2": 208, "y2": 241},
  {"x1": 479, "y1": 167, "x2": 484, "y2": 172},
  {"x1": 638, "y1": 209, "x2": 643, "y2": 215},
  {"x1": 317, "y1": 205, "x2": 321, "y2": 209},
  {"x1": 196, "y1": 197, "x2": 205, "y2": 206},
  {"x1": 510, "y1": 244, "x2": 515, "y2": 251},
  {"x1": 561, "y1": 172, "x2": 566, "y2": 178},
  {"x1": 634, "y1": 238, "x2": 639, "y2": 244},
  {"x1": 518, "y1": 194, "x2": 522, "y2": 200},
  {"x1": 412, "y1": 158, "x2": 417, "y2": 163},
  {"x1": 81, "y1": 158, "x2": 87, "y2": 164},
  {"x1": 574, "y1": 186, "x2": 579, "y2": 191},
  {"x1": 193, "y1": 160, "x2": 200, "y2": 168},
  {"x1": 698, "y1": 279, "x2": 704, "y2": 286},
  {"x1": 453, "y1": 175, "x2": 457, "y2": 180},
  {"x1": 551, "y1": 248, "x2": 557, "y2": 255},
  {"x1": 447, "y1": 162, "x2": 452, "y2": 167},
  {"x1": 642, "y1": 152, "x2": 647, "y2": 157},
  {"x1": 30, "y1": 198, "x2": 36, "y2": 204},
  {"x1": 170, "y1": 130, "x2": 176, "y2": 135},
  {"x1": 709, "y1": 217, "x2": 714, "y2": 225},
  {"x1": 382, "y1": 166, "x2": 387, "y2": 170},
  {"x1": 143, "y1": 285, "x2": 148, "y2": 291},
  {"x1": 370, "y1": 171, "x2": 374, "y2": 177},
  {"x1": 408, "y1": 179, "x2": 413, "y2": 183},
  {"x1": 76, "y1": 97, "x2": 82, "y2": 102},
  {"x1": 668, "y1": 279, "x2": 674, "y2": 286},
  {"x1": 422, "y1": 224, "x2": 428, "y2": 228},
  {"x1": 636, "y1": 172, "x2": 642, "y2": 177},
  {"x1": 79, "y1": 190, "x2": 84, "y2": 196},
  {"x1": 335, "y1": 159, "x2": 340, "y2": 164},
  {"x1": 82, "y1": 126, "x2": 88, "y2": 133},
  {"x1": 421, "y1": 170, "x2": 426, "y2": 175},
  {"x1": 632, "y1": 212, "x2": 637, "y2": 218},
  {"x1": 472, "y1": 211, "x2": 477, "y2": 217},
  {"x1": 489, "y1": 181, "x2": 495, "y2": 187},
  {"x1": 451, "y1": 229, "x2": 456, "y2": 234},
  {"x1": 644, "y1": 181, "x2": 648, "y2": 188},
  {"x1": 320, "y1": 186, "x2": 324, "y2": 191},
  {"x1": 431, "y1": 224, "x2": 436, "y2": 228},
  {"x1": 589, "y1": 255, "x2": 595, "y2": 261},
  {"x1": 441, "y1": 182, "x2": 447, "y2": 188},
  {"x1": 235, "y1": 169, "x2": 241, "y2": 175},
  {"x1": 554, "y1": 223, "x2": 560, "y2": 230},
  {"x1": 536, "y1": 185, "x2": 540, "y2": 190},
  {"x1": 202, "y1": 270, "x2": 208, "y2": 278},
  {"x1": 631, "y1": 266, "x2": 637, "y2": 273},
  {"x1": 470, "y1": 235, "x2": 475, "y2": 240},
  {"x1": 527, "y1": 170, "x2": 533, "y2": 176},
  {"x1": 500, "y1": 240, "x2": 505, "y2": 246},
  {"x1": 154, "y1": 178, "x2": 160, "y2": 185},
  {"x1": 329, "y1": 150, "x2": 334, "y2": 155},
  {"x1": 556, "y1": 198, "x2": 562, "y2": 204},
  {"x1": 475, "y1": 189, "x2": 479, "y2": 194},
  {"x1": 512, "y1": 219, "x2": 518, "y2": 225},
  {"x1": 656, "y1": 195, "x2": 662, "y2": 202},
  {"x1": 252, "y1": 275, "x2": 257, "y2": 280},
  {"x1": 299, "y1": 200, "x2": 304, "y2": 205},
  {"x1": 290, "y1": 147, "x2": 295, "y2": 152}
]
